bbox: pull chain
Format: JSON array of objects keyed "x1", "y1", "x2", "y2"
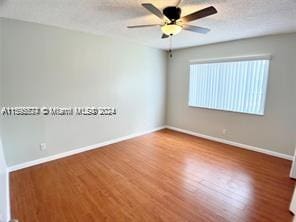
[{"x1": 169, "y1": 35, "x2": 173, "y2": 58}]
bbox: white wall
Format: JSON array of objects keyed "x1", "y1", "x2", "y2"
[
  {"x1": 0, "y1": 18, "x2": 10, "y2": 222},
  {"x1": 1, "y1": 18, "x2": 296, "y2": 168},
  {"x1": 167, "y1": 33, "x2": 296, "y2": 156},
  {"x1": 0, "y1": 138, "x2": 9, "y2": 222},
  {"x1": 1, "y1": 18, "x2": 167, "y2": 166}
]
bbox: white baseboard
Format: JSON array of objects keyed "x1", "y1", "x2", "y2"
[
  {"x1": 289, "y1": 149, "x2": 296, "y2": 178},
  {"x1": 166, "y1": 125, "x2": 293, "y2": 161},
  {"x1": 8, "y1": 124, "x2": 292, "y2": 172},
  {"x1": 8, "y1": 126, "x2": 166, "y2": 172},
  {"x1": 5, "y1": 168, "x2": 10, "y2": 222}
]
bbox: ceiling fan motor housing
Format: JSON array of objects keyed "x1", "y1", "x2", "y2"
[{"x1": 163, "y1": 7, "x2": 181, "y2": 22}]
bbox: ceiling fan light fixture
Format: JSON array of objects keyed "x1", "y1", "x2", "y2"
[{"x1": 161, "y1": 24, "x2": 182, "y2": 36}]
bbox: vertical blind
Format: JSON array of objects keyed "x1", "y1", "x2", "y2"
[{"x1": 189, "y1": 58, "x2": 270, "y2": 115}]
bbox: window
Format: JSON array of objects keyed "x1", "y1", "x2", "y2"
[{"x1": 188, "y1": 56, "x2": 270, "y2": 115}]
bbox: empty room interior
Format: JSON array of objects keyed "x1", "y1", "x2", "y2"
[{"x1": 0, "y1": 0, "x2": 296, "y2": 221}]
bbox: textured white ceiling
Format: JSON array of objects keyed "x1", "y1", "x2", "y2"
[{"x1": 0, "y1": 0, "x2": 296, "y2": 50}]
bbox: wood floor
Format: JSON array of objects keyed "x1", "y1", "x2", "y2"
[{"x1": 10, "y1": 129, "x2": 294, "y2": 222}]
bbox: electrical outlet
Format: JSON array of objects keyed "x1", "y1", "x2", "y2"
[
  {"x1": 222, "y1": 129, "x2": 227, "y2": 135},
  {"x1": 40, "y1": 143, "x2": 47, "y2": 151}
]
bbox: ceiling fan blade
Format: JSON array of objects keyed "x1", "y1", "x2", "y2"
[
  {"x1": 181, "y1": 6, "x2": 217, "y2": 23},
  {"x1": 161, "y1": 34, "x2": 170, "y2": 39},
  {"x1": 183, "y1": 25, "x2": 210, "y2": 34},
  {"x1": 142, "y1": 3, "x2": 164, "y2": 20},
  {"x1": 127, "y1": 24, "x2": 160, "y2": 28}
]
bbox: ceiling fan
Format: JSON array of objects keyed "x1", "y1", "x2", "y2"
[{"x1": 127, "y1": 1, "x2": 218, "y2": 39}]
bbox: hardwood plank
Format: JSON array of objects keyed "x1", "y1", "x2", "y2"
[{"x1": 10, "y1": 129, "x2": 294, "y2": 222}]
